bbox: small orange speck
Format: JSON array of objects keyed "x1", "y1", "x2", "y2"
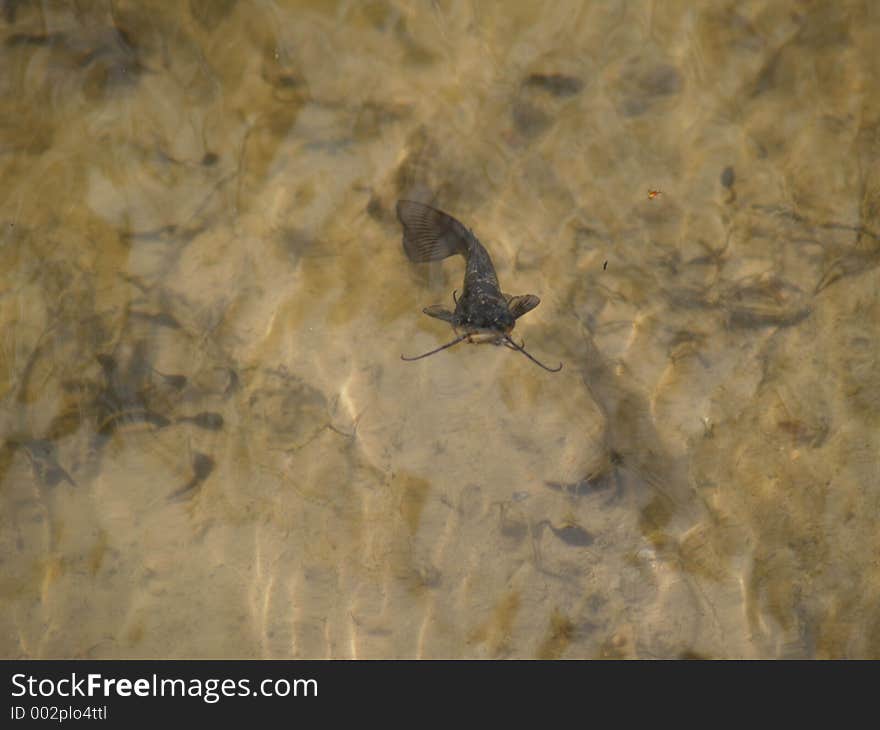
[{"x1": 648, "y1": 190, "x2": 662, "y2": 200}]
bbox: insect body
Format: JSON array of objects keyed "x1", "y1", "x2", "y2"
[{"x1": 396, "y1": 200, "x2": 562, "y2": 372}]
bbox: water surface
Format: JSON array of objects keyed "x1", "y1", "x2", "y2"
[{"x1": 2, "y1": 0, "x2": 879, "y2": 658}]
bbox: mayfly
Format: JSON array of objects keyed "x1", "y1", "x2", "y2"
[{"x1": 396, "y1": 200, "x2": 562, "y2": 372}]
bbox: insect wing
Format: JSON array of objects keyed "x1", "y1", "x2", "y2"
[
  {"x1": 507, "y1": 294, "x2": 540, "y2": 319},
  {"x1": 422, "y1": 305, "x2": 456, "y2": 323},
  {"x1": 396, "y1": 200, "x2": 472, "y2": 262}
]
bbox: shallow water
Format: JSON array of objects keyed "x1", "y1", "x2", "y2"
[{"x1": 2, "y1": 0, "x2": 880, "y2": 659}]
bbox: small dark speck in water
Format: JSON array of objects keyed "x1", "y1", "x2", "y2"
[
  {"x1": 6, "y1": 32, "x2": 64, "y2": 47},
  {"x1": 201, "y1": 152, "x2": 219, "y2": 166},
  {"x1": 168, "y1": 452, "x2": 215, "y2": 501},
  {"x1": 274, "y1": 73, "x2": 300, "y2": 88},
  {"x1": 498, "y1": 504, "x2": 528, "y2": 541},
  {"x1": 524, "y1": 73, "x2": 584, "y2": 97},
  {"x1": 192, "y1": 452, "x2": 214, "y2": 480},
  {"x1": 223, "y1": 368, "x2": 240, "y2": 395},
  {"x1": 153, "y1": 370, "x2": 187, "y2": 390},
  {"x1": 96, "y1": 353, "x2": 117, "y2": 377},
  {"x1": 537, "y1": 519, "x2": 594, "y2": 547},
  {"x1": 721, "y1": 166, "x2": 735, "y2": 188},
  {"x1": 177, "y1": 412, "x2": 224, "y2": 430},
  {"x1": 550, "y1": 523, "x2": 594, "y2": 547},
  {"x1": 511, "y1": 101, "x2": 552, "y2": 137},
  {"x1": 366, "y1": 194, "x2": 384, "y2": 221},
  {"x1": 15, "y1": 439, "x2": 77, "y2": 487},
  {"x1": 4, "y1": 0, "x2": 21, "y2": 23}
]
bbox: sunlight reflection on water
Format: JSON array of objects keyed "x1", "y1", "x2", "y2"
[{"x1": 2, "y1": 0, "x2": 879, "y2": 659}]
